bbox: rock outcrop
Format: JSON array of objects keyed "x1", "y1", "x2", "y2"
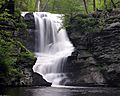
[{"x1": 65, "y1": 10, "x2": 120, "y2": 87}]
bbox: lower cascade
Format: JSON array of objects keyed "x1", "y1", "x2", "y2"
[{"x1": 32, "y1": 12, "x2": 74, "y2": 86}]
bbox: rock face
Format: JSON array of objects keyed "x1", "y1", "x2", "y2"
[
  {"x1": 23, "y1": 13, "x2": 35, "y2": 52},
  {"x1": 32, "y1": 73, "x2": 51, "y2": 86},
  {"x1": 9, "y1": 57, "x2": 51, "y2": 86},
  {"x1": 87, "y1": 29, "x2": 120, "y2": 87},
  {"x1": 65, "y1": 11, "x2": 120, "y2": 87},
  {"x1": 63, "y1": 34, "x2": 106, "y2": 86}
]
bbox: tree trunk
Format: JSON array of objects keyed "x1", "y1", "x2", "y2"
[
  {"x1": 83, "y1": 0, "x2": 88, "y2": 14},
  {"x1": 35, "y1": 0, "x2": 42, "y2": 11},
  {"x1": 93, "y1": 0, "x2": 96, "y2": 11},
  {"x1": 38, "y1": 0, "x2": 41, "y2": 11}
]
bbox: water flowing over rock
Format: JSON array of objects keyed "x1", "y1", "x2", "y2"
[
  {"x1": 32, "y1": 12, "x2": 74, "y2": 86},
  {"x1": 21, "y1": 10, "x2": 120, "y2": 87}
]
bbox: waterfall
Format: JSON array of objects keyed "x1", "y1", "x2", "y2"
[{"x1": 32, "y1": 12, "x2": 74, "y2": 86}]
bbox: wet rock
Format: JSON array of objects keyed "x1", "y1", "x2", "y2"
[
  {"x1": 32, "y1": 73, "x2": 51, "y2": 86},
  {"x1": 21, "y1": 13, "x2": 35, "y2": 51},
  {"x1": 20, "y1": 68, "x2": 33, "y2": 86},
  {"x1": 85, "y1": 57, "x2": 96, "y2": 65},
  {"x1": 24, "y1": 13, "x2": 35, "y2": 29},
  {"x1": 66, "y1": 11, "x2": 120, "y2": 87},
  {"x1": 77, "y1": 52, "x2": 92, "y2": 59},
  {"x1": 106, "y1": 22, "x2": 120, "y2": 29}
]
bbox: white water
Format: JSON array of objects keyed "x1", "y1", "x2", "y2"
[{"x1": 32, "y1": 12, "x2": 74, "y2": 86}]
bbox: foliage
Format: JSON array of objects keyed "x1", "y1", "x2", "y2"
[
  {"x1": 46, "y1": 0, "x2": 120, "y2": 14},
  {"x1": 0, "y1": 0, "x2": 5, "y2": 8},
  {"x1": 27, "y1": 0, "x2": 36, "y2": 12},
  {"x1": 0, "y1": 34, "x2": 21, "y2": 83},
  {"x1": 14, "y1": 0, "x2": 36, "y2": 12},
  {"x1": 68, "y1": 16, "x2": 101, "y2": 34},
  {"x1": 95, "y1": 0, "x2": 120, "y2": 10},
  {"x1": 0, "y1": 8, "x2": 34, "y2": 85},
  {"x1": 47, "y1": 0, "x2": 84, "y2": 29},
  {"x1": 1, "y1": 0, "x2": 118, "y2": 14}
]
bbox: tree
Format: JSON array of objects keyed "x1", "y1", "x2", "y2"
[
  {"x1": 34, "y1": 0, "x2": 50, "y2": 12},
  {"x1": 93, "y1": 0, "x2": 96, "y2": 11},
  {"x1": 83, "y1": 0, "x2": 88, "y2": 14},
  {"x1": 35, "y1": 0, "x2": 42, "y2": 11}
]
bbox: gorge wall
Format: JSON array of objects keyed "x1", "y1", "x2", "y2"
[{"x1": 64, "y1": 10, "x2": 120, "y2": 87}]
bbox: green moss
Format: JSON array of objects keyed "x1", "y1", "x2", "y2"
[
  {"x1": 0, "y1": 9, "x2": 35, "y2": 85},
  {"x1": 68, "y1": 17, "x2": 99, "y2": 33}
]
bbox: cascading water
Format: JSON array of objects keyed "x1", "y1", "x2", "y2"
[{"x1": 32, "y1": 12, "x2": 74, "y2": 86}]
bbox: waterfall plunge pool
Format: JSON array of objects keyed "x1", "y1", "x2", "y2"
[{"x1": 1, "y1": 86, "x2": 120, "y2": 96}]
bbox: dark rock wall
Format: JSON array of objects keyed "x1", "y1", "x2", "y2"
[
  {"x1": 23, "y1": 13, "x2": 35, "y2": 52},
  {"x1": 65, "y1": 11, "x2": 120, "y2": 87},
  {"x1": 88, "y1": 29, "x2": 120, "y2": 86}
]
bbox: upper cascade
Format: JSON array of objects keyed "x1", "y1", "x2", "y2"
[{"x1": 29, "y1": 12, "x2": 74, "y2": 86}]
